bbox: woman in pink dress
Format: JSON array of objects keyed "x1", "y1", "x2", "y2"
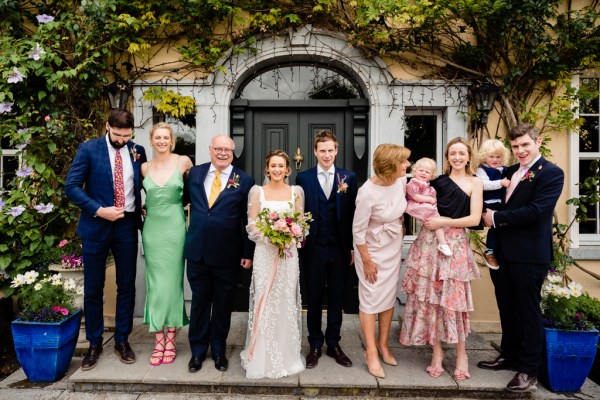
[
  {"x1": 400, "y1": 137, "x2": 483, "y2": 381},
  {"x1": 353, "y1": 144, "x2": 411, "y2": 379}
]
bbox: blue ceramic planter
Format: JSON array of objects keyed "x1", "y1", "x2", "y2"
[
  {"x1": 541, "y1": 327, "x2": 599, "y2": 392},
  {"x1": 11, "y1": 309, "x2": 82, "y2": 382}
]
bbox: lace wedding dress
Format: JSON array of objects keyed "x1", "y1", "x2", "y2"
[{"x1": 240, "y1": 185, "x2": 306, "y2": 379}]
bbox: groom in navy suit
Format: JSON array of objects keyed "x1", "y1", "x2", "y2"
[
  {"x1": 480, "y1": 122, "x2": 564, "y2": 393},
  {"x1": 185, "y1": 134, "x2": 255, "y2": 373},
  {"x1": 65, "y1": 109, "x2": 146, "y2": 371},
  {"x1": 296, "y1": 130, "x2": 358, "y2": 369}
]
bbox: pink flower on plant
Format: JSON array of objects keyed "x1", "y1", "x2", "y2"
[
  {"x1": 60, "y1": 308, "x2": 68, "y2": 315},
  {"x1": 44, "y1": 115, "x2": 51, "y2": 121},
  {"x1": 58, "y1": 239, "x2": 69, "y2": 248},
  {"x1": 53, "y1": 305, "x2": 62, "y2": 312}
]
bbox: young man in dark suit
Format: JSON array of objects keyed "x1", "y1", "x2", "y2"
[
  {"x1": 65, "y1": 109, "x2": 147, "y2": 370},
  {"x1": 479, "y1": 122, "x2": 564, "y2": 393},
  {"x1": 185, "y1": 134, "x2": 255, "y2": 373},
  {"x1": 296, "y1": 130, "x2": 358, "y2": 369}
]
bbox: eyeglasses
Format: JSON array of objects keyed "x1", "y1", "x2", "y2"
[
  {"x1": 108, "y1": 127, "x2": 133, "y2": 140},
  {"x1": 211, "y1": 147, "x2": 233, "y2": 154}
]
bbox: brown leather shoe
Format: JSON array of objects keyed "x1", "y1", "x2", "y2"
[
  {"x1": 483, "y1": 252, "x2": 499, "y2": 270},
  {"x1": 506, "y1": 372, "x2": 537, "y2": 393},
  {"x1": 305, "y1": 348, "x2": 321, "y2": 369},
  {"x1": 81, "y1": 345, "x2": 103, "y2": 371},
  {"x1": 477, "y1": 355, "x2": 516, "y2": 371},
  {"x1": 114, "y1": 341, "x2": 136, "y2": 364},
  {"x1": 326, "y1": 345, "x2": 352, "y2": 367}
]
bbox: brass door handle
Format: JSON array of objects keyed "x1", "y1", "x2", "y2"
[{"x1": 294, "y1": 147, "x2": 304, "y2": 170}]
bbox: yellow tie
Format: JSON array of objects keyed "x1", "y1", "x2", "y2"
[{"x1": 208, "y1": 170, "x2": 221, "y2": 208}]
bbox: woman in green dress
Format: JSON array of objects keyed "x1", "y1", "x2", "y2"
[{"x1": 141, "y1": 122, "x2": 193, "y2": 366}]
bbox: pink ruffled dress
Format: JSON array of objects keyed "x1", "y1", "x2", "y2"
[{"x1": 400, "y1": 175, "x2": 480, "y2": 345}]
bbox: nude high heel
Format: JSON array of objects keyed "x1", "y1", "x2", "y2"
[
  {"x1": 365, "y1": 352, "x2": 385, "y2": 378},
  {"x1": 377, "y1": 345, "x2": 397, "y2": 366}
]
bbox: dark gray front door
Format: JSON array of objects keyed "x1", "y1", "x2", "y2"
[
  {"x1": 252, "y1": 108, "x2": 346, "y2": 182},
  {"x1": 230, "y1": 99, "x2": 368, "y2": 314}
]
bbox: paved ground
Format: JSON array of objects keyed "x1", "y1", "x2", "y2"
[{"x1": 1, "y1": 313, "x2": 599, "y2": 399}]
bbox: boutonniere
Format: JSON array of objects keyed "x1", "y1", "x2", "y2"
[
  {"x1": 521, "y1": 170, "x2": 535, "y2": 182},
  {"x1": 227, "y1": 173, "x2": 240, "y2": 189},
  {"x1": 337, "y1": 173, "x2": 349, "y2": 193},
  {"x1": 130, "y1": 145, "x2": 140, "y2": 162}
]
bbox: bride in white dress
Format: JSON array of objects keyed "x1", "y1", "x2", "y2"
[{"x1": 240, "y1": 150, "x2": 306, "y2": 379}]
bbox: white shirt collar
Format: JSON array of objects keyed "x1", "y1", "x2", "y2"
[
  {"x1": 317, "y1": 165, "x2": 335, "y2": 176},
  {"x1": 209, "y1": 164, "x2": 233, "y2": 176}
]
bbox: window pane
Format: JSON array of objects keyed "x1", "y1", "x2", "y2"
[
  {"x1": 578, "y1": 159, "x2": 599, "y2": 234},
  {"x1": 153, "y1": 112, "x2": 196, "y2": 164},
  {"x1": 238, "y1": 65, "x2": 361, "y2": 100},
  {"x1": 1, "y1": 155, "x2": 19, "y2": 190},
  {"x1": 579, "y1": 116, "x2": 599, "y2": 152},
  {"x1": 404, "y1": 115, "x2": 438, "y2": 236},
  {"x1": 580, "y1": 78, "x2": 599, "y2": 114}
]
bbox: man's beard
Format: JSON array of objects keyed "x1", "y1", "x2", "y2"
[{"x1": 108, "y1": 133, "x2": 126, "y2": 149}]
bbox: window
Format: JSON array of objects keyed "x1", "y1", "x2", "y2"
[
  {"x1": 577, "y1": 77, "x2": 600, "y2": 243},
  {"x1": 0, "y1": 136, "x2": 19, "y2": 192},
  {"x1": 403, "y1": 110, "x2": 444, "y2": 236},
  {"x1": 152, "y1": 111, "x2": 197, "y2": 164}
]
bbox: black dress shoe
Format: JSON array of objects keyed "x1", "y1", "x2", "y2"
[
  {"x1": 81, "y1": 345, "x2": 103, "y2": 371},
  {"x1": 114, "y1": 341, "x2": 136, "y2": 364},
  {"x1": 188, "y1": 355, "x2": 205, "y2": 373},
  {"x1": 506, "y1": 372, "x2": 537, "y2": 393},
  {"x1": 214, "y1": 355, "x2": 229, "y2": 371},
  {"x1": 477, "y1": 355, "x2": 516, "y2": 371},
  {"x1": 306, "y1": 348, "x2": 321, "y2": 369},
  {"x1": 326, "y1": 345, "x2": 352, "y2": 367}
]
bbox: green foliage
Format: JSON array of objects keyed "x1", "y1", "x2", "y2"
[
  {"x1": 542, "y1": 275, "x2": 596, "y2": 331},
  {"x1": 142, "y1": 87, "x2": 196, "y2": 118}
]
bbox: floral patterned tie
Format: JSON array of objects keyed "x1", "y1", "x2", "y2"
[{"x1": 114, "y1": 149, "x2": 125, "y2": 208}]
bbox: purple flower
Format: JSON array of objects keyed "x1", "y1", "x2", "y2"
[
  {"x1": 7, "y1": 67, "x2": 25, "y2": 83},
  {"x1": 15, "y1": 140, "x2": 30, "y2": 150},
  {"x1": 29, "y1": 43, "x2": 46, "y2": 60},
  {"x1": 16, "y1": 166, "x2": 33, "y2": 177},
  {"x1": 0, "y1": 102, "x2": 14, "y2": 114},
  {"x1": 0, "y1": 198, "x2": 5, "y2": 207},
  {"x1": 6, "y1": 205, "x2": 26, "y2": 217},
  {"x1": 34, "y1": 203, "x2": 54, "y2": 214},
  {"x1": 36, "y1": 14, "x2": 55, "y2": 23}
]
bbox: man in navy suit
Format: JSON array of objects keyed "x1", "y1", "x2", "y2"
[
  {"x1": 296, "y1": 130, "x2": 358, "y2": 369},
  {"x1": 185, "y1": 134, "x2": 255, "y2": 373},
  {"x1": 479, "y1": 122, "x2": 564, "y2": 393},
  {"x1": 65, "y1": 109, "x2": 147, "y2": 371}
]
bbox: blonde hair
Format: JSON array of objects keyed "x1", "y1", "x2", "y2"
[
  {"x1": 150, "y1": 122, "x2": 176, "y2": 151},
  {"x1": 443, "y1": 137, "x2": 476, "y2": 175},
  {"x1": 373, "y1": 144, "x2": 411, "y2": 179},
  {"x1": 411, "y1": 157, "x2": 438, "y2": 179},
  {"x1": 476, "y1": 139, "x2": 509, "y2": 166}
]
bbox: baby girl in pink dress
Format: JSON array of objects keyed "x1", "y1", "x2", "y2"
[{"x1": 405, "y1": 158, "x2": 452, "y2": 256}]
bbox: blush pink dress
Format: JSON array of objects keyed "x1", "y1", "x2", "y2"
[
  {"x1": 405, "y1": 178, "x2": 440, "y2": 221},
  {"x1": 400, "y1": 175, "x2": 480, "y2": 345},
  {"x1": 353, "y1": 178, "x2": 407, "y2": 314}
]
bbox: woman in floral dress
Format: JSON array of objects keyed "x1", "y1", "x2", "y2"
[{"x1": 400, "y1": 137, "x2": 483, "y2": 381}]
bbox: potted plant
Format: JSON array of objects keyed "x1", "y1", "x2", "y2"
[
  {"x1": 10, "y1": 270, "x2": 83, "y2": 382},
  {"x1": 48, "y1": 238, "x2": 84, "y2": 309},
  {"x1": 540, "y1": 274, "x2": 600, "y2": 392}
]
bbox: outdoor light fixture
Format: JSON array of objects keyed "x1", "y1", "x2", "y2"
[
  {"x1": 473, "y1": 81, "x2": 501, "y2": 126},
  {"x1": 106, "y1": 81, "x2": 131, "y2": 109}
]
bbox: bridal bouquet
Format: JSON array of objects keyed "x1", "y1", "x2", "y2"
[{"x1": 255, "y1": 203, "x2": 312, "y2": 259}]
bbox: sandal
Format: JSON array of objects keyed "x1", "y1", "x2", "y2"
[
  {"x1": 150, "y1": 332, "x2": 165, "y2": 366},
  {"x1": 163, "y1": 328, "x2": 177, "y2": 365},
  {"x1": 454, "y1": 355, "x2": 470, "y2": 380},
  {"x1": 426, "y1": 365, "x2": 444, "y2": 378}
]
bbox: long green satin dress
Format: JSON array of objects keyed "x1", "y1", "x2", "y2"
[{"x1": 142, "y1": 164, "x2": 189, "y2": 332}]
